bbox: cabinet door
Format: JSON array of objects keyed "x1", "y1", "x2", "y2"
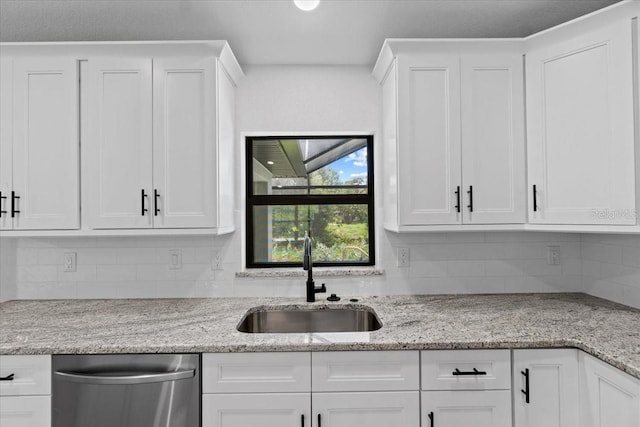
[
  {"x1": 0, "y1": 396, "x2": 51, "y2": 427},
  {"x1": 461, "y1": 53, "x2": 525, "y2": 224},
  {"x1": 0, "y1": 59, "x2": 13, "y2": 230},
  {"x1": 397, "y1": 54, "x2": 461, "y2": 225},
  {"x1": 203, "y1": 393, "x2": 310, "y2": 427},
  {"x1": 513, "y1": 349, "x2": 579, "y2": 427},
  {"x1": 153, "y1": 58, "x2": 216, "y2": 228},
  {"x1": 313, "y1": 391, "x2": 419, "y2": 427},
  {"x1": 580, "y1": 353, "x2": 640, "y2": 427},
  {"x1": 421, "y1": 390, "x2": 511, "y2": 427},
  {"x1": 12, "y1": 58, "x2": 79, "y2": 230},
  {"x1": 86, "y1": 58, "x2": 153, "y2": 229},
  {"x1": 526, "y1": 19, "x2": 636, "y2": 225}
]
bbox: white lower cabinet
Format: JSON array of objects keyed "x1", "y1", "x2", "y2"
[
  {"x1": 0, "y1": 355, "x2": 51, "y2": 427},
  {"x1": 421, "y1": 390, "x2": 511, "y2": 427},
  {"x1": 0, "y1": 396, "x2": 50, "y2": 427},
  {"x1": 580, "y1": 353, "x2": 640, "y2": 427},
  {"x1": 202, "y1": 351, "x2": 420, "y2": 427},
  {"x1": 421, "y1": 350, "x2": 512, "y2": 427},
  {"x1": 513, "y1": 349, "x2": 579, "y2": 427}
]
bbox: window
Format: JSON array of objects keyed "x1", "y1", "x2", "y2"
[{"x1": 246, "y1": 135, "x2": 374, "y2": 268}]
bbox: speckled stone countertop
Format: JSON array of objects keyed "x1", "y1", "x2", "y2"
[{"x1": 1, "y1": 293, "x2": 639, "y2": 379}]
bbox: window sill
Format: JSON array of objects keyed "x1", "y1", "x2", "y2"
[{"x1": 236, "y1": 267, "x2": 384, "y2": 279}]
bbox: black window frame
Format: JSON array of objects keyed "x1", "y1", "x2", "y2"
[{"x1": 246, "y1": 135, "x2": 375, "y2": 268}]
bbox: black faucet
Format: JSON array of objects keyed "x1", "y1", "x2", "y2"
[{"x1": 303, "y1": 235, "x2": 326, "y2": 302}]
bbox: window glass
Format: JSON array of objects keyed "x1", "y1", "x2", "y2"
[{"x1": 247, "y1": 136, "x2": 374, "y2": 267}]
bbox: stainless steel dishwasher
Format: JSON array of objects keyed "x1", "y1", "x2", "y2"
[{"x1": 52, "y1": 354, "x2": 200, "y2": 427}]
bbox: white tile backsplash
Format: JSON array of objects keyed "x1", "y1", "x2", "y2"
[
  {"x1": 1, "y1": 230, "x2": 589, "y2": 302},
  {"x1": 5, "y1": 230, "x2": 640, "y2": 309},
  {"x1": 581, "y1": 234, "x2": 640, "y2": 309}
]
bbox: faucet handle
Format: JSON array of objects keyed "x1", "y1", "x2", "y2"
[{"x1": 317, "y1": 283, "x2": 326, "y2": 293}]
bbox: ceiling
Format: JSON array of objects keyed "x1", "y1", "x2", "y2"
[{"x1": 0, "y1": 0, "x2": 623, "y2": 65}]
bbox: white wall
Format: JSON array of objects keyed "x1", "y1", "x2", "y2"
[
  {"x1": 0, "y1": 65, "x2": 623, "y2": 306},
  {"x1": 0, "y1": 238, "x2": 17, "y2": 302}
]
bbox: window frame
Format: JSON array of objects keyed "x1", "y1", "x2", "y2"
[{"x1": 245, "y1": 135, "x2": 375, "y2": 269}]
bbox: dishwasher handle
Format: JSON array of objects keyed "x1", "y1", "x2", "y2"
[{"x1": 54, "y1": 369, "x2": 195, "y2": 385}]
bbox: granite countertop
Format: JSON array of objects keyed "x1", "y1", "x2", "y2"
[{"x1": 1, "y1": 293, "x2": 639, "y2": 379}]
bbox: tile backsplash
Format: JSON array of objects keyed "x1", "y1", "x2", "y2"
[
  {"x1": 581, "y1": 234, "x2": 640, "y2": 309},
  {"x1": 2, "y1": 230, "x2": 589, "y2": 302}
]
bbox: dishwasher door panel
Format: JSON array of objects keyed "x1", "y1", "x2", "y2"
[{"x1": 52, "y1": 354, "x2": 200, "y2": 427}]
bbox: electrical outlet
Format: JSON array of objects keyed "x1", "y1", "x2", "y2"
[
  {"x1": 547, "y1": 245, "x2": 561, "y2": 265},
  {"x1": 212, "y1": 252, "x2": 223, "y2": 271},
  {"x1": 63, "y1": 252, "x2": 76, "y2": 272},
  {"x1": 168, "y1": 249, "x2": 182, "y2": 270},
  {"x1": 396, "y1": 247, "x2": 410, "y2": 267}
]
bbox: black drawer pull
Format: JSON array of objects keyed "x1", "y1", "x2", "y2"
[
  {"x1": 317, "y1": 414, "x2": 321, "y2": 427},
  {"x1": 521, "y1": 368, "x2": 530, "y2": 403},
  {"x1": 154, "y1": 189, "x2": 160, "y2": 216},
  {"x1": 428, "y1": 411, "x2": 434, "y2": 427},
  {"x1": 454, "y1": 186, "x2": 460, "y2": 213},
  {"x1": 141, "y1": 189, "x2": 148, "y2": 216},
  {"x1": 0, "y1": 373, "x2": 15, "y2": 381},
  {"x1": 452, "y1": 368, "x2": 487, "y2": 376},
  {"x1": 301, "y1": 414, "x2": 304, "y2": 427},
  {"x1": 467, "y1": 185, "x2": 473, "y2": 212},
  {"x1": 11, "y1": 191, "x2": 20, "y2": 217},
  {"x1": 533, "y1": 185, "x2": 537, "y2": 212}
]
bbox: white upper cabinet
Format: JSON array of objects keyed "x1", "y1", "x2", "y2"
[
  {"x1": 86, "y1": 58, "x2": 153, "y2": 229},
  {"x1": 153, "y1": 58, "x2": 217, "y2": 228},
  {"x1": 80, "y1": 42, "x2": 242, "y2": 232},
  {"x1": 396, "y1": 53, "x2": 462, "y2": 226},
  {"x1": 0, "y1": 59, "x2": 13, "y2": 231},
  {"x1": 525, "y1": 14, "x2": 637, "y2": 225},
  {"x1": 460, "y1": 54, "x2": 525, "y2": 225},
  {"x1": 0, "y1": 58, "x2": 79, "y2": 230},
  {"x1": 375, "y1": 41, "x2": 525, "y2": 230}
]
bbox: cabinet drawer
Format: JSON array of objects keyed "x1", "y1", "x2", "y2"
[
  {"x1": 421, "y1": 350, "x2": 510, "y2": 390},
  {"x1": 203, "y1": 352, "x2": 311, "y2": 393},
  {"x1": 0, "y1": 356, "x2": 51, "y2": 396},
  {"x1": 0, "y1": 395, "x2": 51, "y2": 427},
  {"x1": 312, "y1": 351, "x2": 420, "y2": 392}
]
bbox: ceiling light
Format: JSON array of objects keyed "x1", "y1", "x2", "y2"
[
  {"x1": 294, "y1": 0, "x2": 320, "y2": 11},
  {"x1": 267, "y1": 161, "x2": 275, "y2": 165}
]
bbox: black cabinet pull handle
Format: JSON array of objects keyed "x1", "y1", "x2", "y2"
[
  {"x1": 0, "y1": 192, "x2": 6, "y2": 216},
  {"x1": 141, "y1": 189, "x2": 148, "y2": 216},
  {"x1": 0, "y1": 373, "x2": 15, "y2": 381},
  {"x1": 300, "y1": 414, "x2": 304, "y2": 427},
  {"x1": 154, "y1": 189, "x2": 160, "y2": 216},
  {"x1": 452, "y1": 367, "x2": 487, "y2": 376},
  {"x1": 428, "y1": 411, "x2": 434, "y2": 427},
  {"x1": 467, "y1": 186, "x2": 473, "y2": 212},
  {"x1": 521, "y1": 368, "x2": 530, "y2": 403},
  {"x1": 533, "y1": 185, "x2": 537, "y2": 212},
  {"x1": 317, "y1": 414, "x2": 321, "y2": 427},
  {"x1": 455, "y1": 186, "x2": 461, "y2": 213},
  {"x1": 11, "y1": 191, "x2": 20, "y2": 217}
]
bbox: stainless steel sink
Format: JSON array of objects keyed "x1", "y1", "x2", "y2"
[{"x1": 237, "y1": 306, "x2": 382, "y2": 333}]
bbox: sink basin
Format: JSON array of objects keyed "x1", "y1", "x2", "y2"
[{"x1": 237, "y1": 306, "x2": 382, "y2": 333}]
